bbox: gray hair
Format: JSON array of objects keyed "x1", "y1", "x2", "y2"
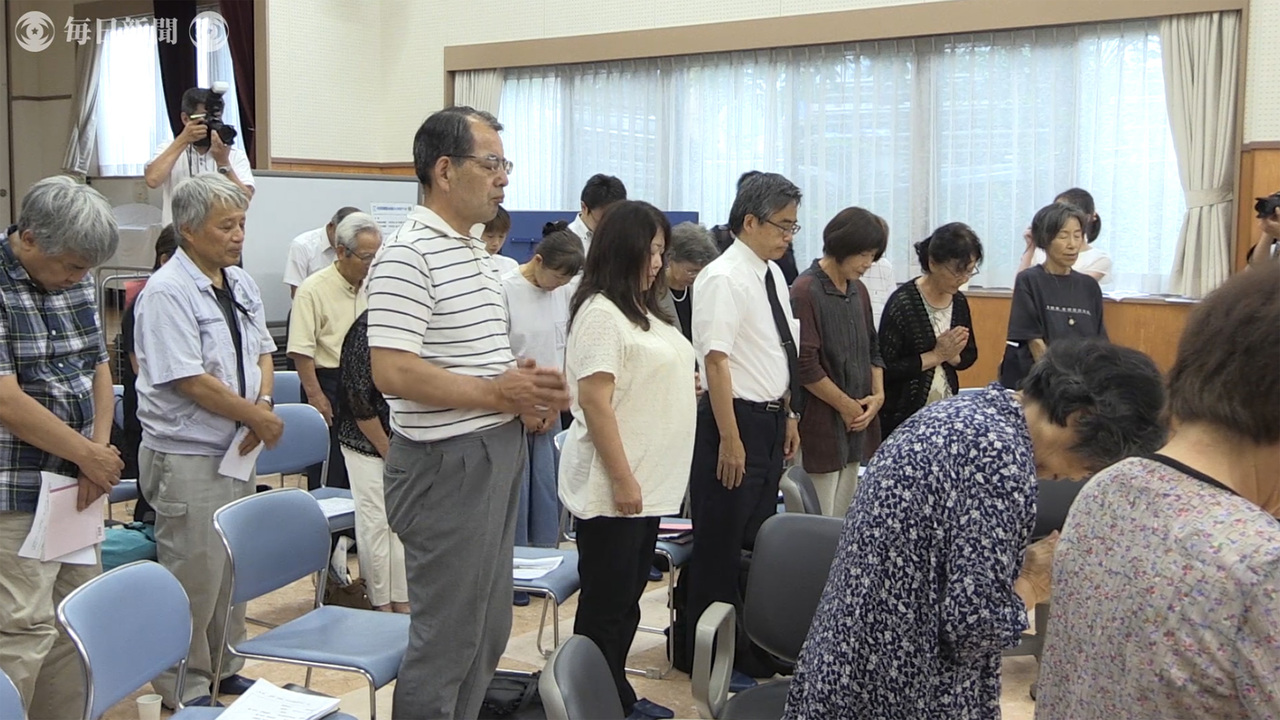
[
  {"x1": 171, "y1": 174, "x2": 249, "y2": 241},
  {"x1": 668, "y1": 222, "x2": 719, "y2": 267},
  {"x1": 16, "y1": 176, "x2": 119, "y2": 266},
  {"x1": 728, "y1": 172, "x2": 802, "y2": 235},
  {"x1": 413, "y1": 106, "x2": 503, "y2": 189},
  {"x1": 334, "y1": 212, "x2": 381, "y2": 252}
]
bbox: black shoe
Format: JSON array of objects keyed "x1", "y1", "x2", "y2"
[
  {"x1": 648, "y1": 565, "x2": 663, "y2": 582},
  {"x1": 631, "y1": 698, "x2": 675, "y2": 719},
  {"x1": 184, "y1": 696, "x2": 224, "y2": 708},
  {"x1": 513, "y1": 591, "x2": 531, "y2": 607},
  {"x1": 217, "y1": 674, "x2": 256, "y2": 696}
]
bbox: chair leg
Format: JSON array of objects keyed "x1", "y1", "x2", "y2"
[
  {"x1": 535, "y1": 595, "x2": 551, "y2": 657},
  {"x1": 368, "y1": 679, "x2": 378, "y2": 720},
  {"x1": 305, "y1": 667, "x2": 313, "y2": 688}
]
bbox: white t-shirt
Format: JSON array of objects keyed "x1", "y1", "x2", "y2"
[
  {"x1": 490, "y1": 254, "x2": 519, "y2": 277},
  {"x1": 1032, "y1": 245, "x2": 1113, "y2": 285},
  {"x1": 559, "y1": 294, "x2": 696, "y2": 519},
  {"x1": 152, "y1": 144, "x2": 255, "y2": 225},
  {"x1": 283, "y1": 226, "x2": 335, "y2": 290},
  {"x1": 500, "y1": 267, "x2": 569, "y2": 370},
  {"x1": 860, "y1": 258, "x2": 895, "y2": 328},
  {"x1": 691, "y1": 239, "x2": 796, "y2": 402}
]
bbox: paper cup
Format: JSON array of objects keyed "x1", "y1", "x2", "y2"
[{"x1": 136, "y1": 693, "x2": 162, "y2": 720}]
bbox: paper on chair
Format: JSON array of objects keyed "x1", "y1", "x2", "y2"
[
  {"x1": 18, "y1": 472, "x2": 106, "y2": 562},
  {"x1": 219, "y1": 427, "x2": 265, "y2": 482},
  {"x1": 216, "y1": 678, "x2": 341, "y2": 720},
  {"x1": 315, "y1": 496, "x2": 355, "y2": 518},
  {"x1": 513, "y1": 555, "x2": 563, "y2": 580}
]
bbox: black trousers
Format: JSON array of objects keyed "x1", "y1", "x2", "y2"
[
  {"x1": 302, "y1": 367, "x2": 349, "y2": 490},
  {"x1": 573, "y1": 515, "x2": 661, "y2": 713},
  {"x1": 684, "y1": 398, "x2": 786, "y2": 668}
]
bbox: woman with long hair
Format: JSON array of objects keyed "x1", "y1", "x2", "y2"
[{"x1": 558, "y1": 201, "x2": 696, "y2": 720}]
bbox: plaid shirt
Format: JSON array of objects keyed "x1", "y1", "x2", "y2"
[{"x1": 0, "y1": 229, "x2": 108, "y2": 512}]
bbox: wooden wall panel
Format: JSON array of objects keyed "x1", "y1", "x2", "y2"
[
  {"x1": 957, "y1": 295, "x2": 1194, "y2": 387},
  {"x1": 270, "y1": 161, "x2": 415, "y2": 176}
]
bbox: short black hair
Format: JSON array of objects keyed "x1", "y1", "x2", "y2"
[
  {"x1": 1021, "y1": 339, "x2": 1167, "y2": 472},
  {"x1": 916, "y1": 222, "x2": 984, "y2": 273},
  {"x1": 412, "y1": 106, "x2": 503, "y2": 189},
  {"x1": 1030, "y1": 202, "x2": 1090, "y2": 251},
  {"x1": 330, "y1": 206, "x2": 361, "y2": 226},
  {"x1": 180, "y1": 87, "x2": 208, "y2": 117},
  {"x1": 580, "y1": 174, "x2": 627, "y2": 211},
  {"x1": 822, "y1": 207, "x2": 887, "y2": 262},
  {"x1": 570, "y1": 200, "x2": 672, "y2": 331},
  {"x1": 728, "y1": 172, "x2": 802, "y2": 236},
  {"x1": 535, "y1": 221, "x2": 585, "y2": 275},
  {"x1": 1055, "y1": 188, "x2": 1101, "y2": 242},
  {"x1": 736, "y1": 170, "x2": 762, "y2": 190},
  {"x1": 153, "y1": 225, "x2": 178, "y2": 270},
  {"x1": 485, "y1": 205, "x2": 511, "y2": 235},
  {"x1": 1166, "y1": 262, "x2": 1280, "y2": 443}
]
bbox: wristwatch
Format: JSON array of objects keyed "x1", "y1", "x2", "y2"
[
  {"x1": 258, "y1": 395, "x2": 275, "y2": 409},
  {"x1": 217, "y1": 166, "x2": 231, "y2": 175},
  {"x1": 786, "y1": 410, "x2": 801, "y2": 421}
]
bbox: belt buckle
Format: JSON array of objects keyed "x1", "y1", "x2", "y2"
[{"x1": 764, "y1": 401, "x2": 782, "y2": 412}]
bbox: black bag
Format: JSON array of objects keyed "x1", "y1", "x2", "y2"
[
  {"x1": 479, "y1": 671, "x2": 544, "y2": 719},
  {"x1": 999, "y1": 342, "x2": 1035, "y2": 390}
]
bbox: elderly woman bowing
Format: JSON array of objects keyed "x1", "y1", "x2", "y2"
[{"x1": 783, "y1": 339, "x2": 1166, "y2": 720}]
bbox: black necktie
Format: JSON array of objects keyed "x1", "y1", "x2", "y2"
[{"x1": 764, "y1": 269, "x2": 804, "y2": 414}]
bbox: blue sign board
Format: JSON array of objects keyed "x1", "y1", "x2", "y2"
[{"x1": 501, "y1": 210, "x2": 700, "y2": 263}]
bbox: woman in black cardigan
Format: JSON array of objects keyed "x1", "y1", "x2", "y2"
[{"x1": 878, "y1": 223, "x2": 982, "y2": 439}]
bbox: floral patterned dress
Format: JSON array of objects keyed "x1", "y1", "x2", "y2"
[{"x1": 784, "y1": 385, "x2": 1036, "y2": 720}]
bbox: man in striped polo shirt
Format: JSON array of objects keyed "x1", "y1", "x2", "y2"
[{"x1": 365, "y1": 106, "x2": 571, "y2": 720}]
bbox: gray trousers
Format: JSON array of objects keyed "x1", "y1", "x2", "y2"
[
  {"x1": 139, "y1": 447, "x2": 255, "y2": 706},
  {"x1": 384, "y1": 419, "x2": 525, "y2": 720}
]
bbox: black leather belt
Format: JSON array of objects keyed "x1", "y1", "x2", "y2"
[{"x1": 734, "y1": 398, "x2": 785, "y2": 414}]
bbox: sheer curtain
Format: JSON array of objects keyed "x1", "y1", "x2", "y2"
[
  {"x1": 500, "y1": 19, "x2": 1186, "y2": 293},
  {"x1": 91, "y1": 15, "x2": 241, "y2": 176}
]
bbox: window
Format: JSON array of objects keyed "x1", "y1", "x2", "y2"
[
  {"x1": 500, "y1": 20, "x2": 1184, "y2": 293},
  {"x1": 94, "y1": 15, "x2": 241, "y2": 177}
]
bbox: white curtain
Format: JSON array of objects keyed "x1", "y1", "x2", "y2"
[
  {"x1": 455, "y1": 69, "x2": 505, "y2": 117},
  {"x1": 94, "y1": 19, "x2": 172, "y2": 176},
  {"x1": 63, "y1": 42, "x2": 103, "y2": 176},
  {"x1": 501, "y1": 20, "x2": 1186, "y2": 294},
  {"x1": 1162, "y1": 12, "x2": 1240, "y2": 298}
]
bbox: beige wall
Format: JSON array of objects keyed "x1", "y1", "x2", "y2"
[
  {"x1": 264, "y1": 0, "x2": 1279, "y2": 164},
  {"x1": 8, "y1": 0, "x2": 76, "y2": 211}
]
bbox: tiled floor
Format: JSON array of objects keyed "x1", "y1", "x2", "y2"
[{"x1": 100, "y1": 481, "x2": 1040, "y2": 720}]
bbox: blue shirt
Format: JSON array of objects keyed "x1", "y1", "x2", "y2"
[
  {"x1": 134, "y1": 248, "x2": 276, "y2": 456},
  {"x1": 0, "y1": 231, "x2": 109, "y2": 512}
]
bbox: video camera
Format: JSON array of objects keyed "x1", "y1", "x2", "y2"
[
  {"x1": 1255, "y1": 192, "x2": 1280, "y2": 219},
  {"x1": 190, "y1": 81, "x2": 238, "y2": 149}
]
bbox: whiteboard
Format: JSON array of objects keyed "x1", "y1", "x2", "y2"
[{"x1": 242, "y1": 171, "x2": 419, "y2": 323}]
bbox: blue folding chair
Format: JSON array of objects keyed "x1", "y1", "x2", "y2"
[
  {"x1": 107, "y1": 386, "x2": 139, "y2": 517},
  {"x1": 212, "y1": 488, "x2": 409, "y2": 718},
  {"x1": 0, "y1": 667, "x2": 23, "y2": 720},
  {"x1": 514, "y1": 546, "x2": 581, "y2": 657},
  {"x1": 272, "y1": 371, "x2": 303, "y2": 404},
  {"x1": 257, "y1": 403, "x2": 353, "y2": 533}
]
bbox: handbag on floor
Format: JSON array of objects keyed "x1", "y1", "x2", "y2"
[
  {"x1": 480, "y1": 671, "x2": 543, "y2": 719},
  {"x1": 323, "y1": 536, "x2": 373, "y2": 610}
]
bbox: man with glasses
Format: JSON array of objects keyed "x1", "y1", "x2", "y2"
[
  {"x1": 568, "y1": 173, "x2": 627, "y2": 257},
  {"x1": 712, "y1": 171, "x2": 799, "y2": 285},
  {"x1": 684, "y1": 172, "x2": 805, "y2": 686},
  {"x1": 283, "y1": 206, "x2": 362, "y2": 299},
  {"x1": 286, "y1": 212, "x2": 383, "y2": 491},
  {"x1": 365, "y1": 106, "x2": 570, "y2": 720}
]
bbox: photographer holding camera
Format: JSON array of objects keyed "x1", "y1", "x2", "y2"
[
  {"x1": 1249, "y1": 192, "x2": 1280, "y2": 267},
  {"x1": 145, "y1": 84, "x2": 254, "y2": 225}
]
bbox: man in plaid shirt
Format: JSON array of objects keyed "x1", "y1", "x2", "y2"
[{"x1": 0, "y1": 176, "x2": 123, "y2": 720}]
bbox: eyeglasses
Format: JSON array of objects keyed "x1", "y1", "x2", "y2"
[
  {"x1": 352, "y1": 250, "x2": 378, "y2": 263},
  {"x1": 946, "y1": 264, "x2": 980, "y2": 280},
  {"x1": 763, "y1": 218, "x2": 801, "y2": 236},
  {"x1": 450, "y1": 154, "x2": 514, "y2": 174}
]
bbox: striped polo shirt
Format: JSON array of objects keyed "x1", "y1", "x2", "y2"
[{"x1": 365, "y1": 205, "x2": 515, "y2": 442}]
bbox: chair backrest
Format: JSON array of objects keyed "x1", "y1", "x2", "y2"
[
  {"x1": 0, "y1": 667, "x2": 24, "y2": 720},
  {"x1": 780, "y1": 466, "x2": 824, "y2": 515},
  {"x1": 539, "y1": 635, "x2": 625, "y2": 720},
  {"x1": 273, "y1": 371, "x2": 303, "y2": 405},
  {"x1": 111, "y1": 385, "x2": 124, "y2": 429},
  {"x1": 256, "y1": 403, "x2": 328, "y2": 476},
  {"x1": 57, "y1": 561, "x2": 192, "y2": 720},
  {"x1": 743, "y1": 513, "x2": 844, "y2": 663},
  {"x1": 1033, "y1": 478, "x2": 1087, "y2": 541},
  {"x1": 213, "y1": 488, "x2": 331, "y2": 605}
]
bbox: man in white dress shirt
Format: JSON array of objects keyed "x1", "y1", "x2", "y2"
[
  {"x1": 283, "y1": 206, "x2": 361, "y2": 298},
  {"x1": 685, "y1": 172, "x2": 804, "y2": 680},
  {"x1": 567, "y1": 174, "x2": 626, "y2": 257},
  {"x1": 145, "y1": 87, "x2": 255, "y2": 226}
]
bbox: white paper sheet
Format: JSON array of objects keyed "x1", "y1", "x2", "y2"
[
  {"x1": 219, "y1": 427, "x2": 265, "y2": 482},
  {"x1": 18, "y1": 472, "x2": 106, "y2": 562},
  {"x1": 217, "y1": 678, "x2": 341, "y2": 720},
  {"x1": 370, "y1": 202, "x2": 413, "y2": 238},
  {"x1": 513, "y1": 555, "x2": 563, "y2": 580},
  {"x1": 315, "y1": 496, "x2": 355, "y2": 518}
]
